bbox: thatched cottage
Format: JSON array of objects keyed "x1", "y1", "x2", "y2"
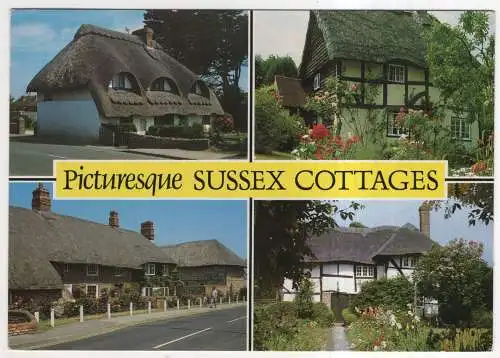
[
  {"x1": 283, "y1": 203, "x2": 437, "y2": 320},
  {"x1": 160, "y1": 240, "x2": 246, "y2": 297},
  {"x1": 275, "y1": 11, "x2": 478, "y2": 144},
  {"x1": 8, "y1": 184, "x2": 178, "y2": 305},
  {"x1": 27, "y1": 24, "x2": 224, "y2": 143}
]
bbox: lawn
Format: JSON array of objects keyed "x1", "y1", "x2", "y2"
[{"x1": 255, "y1": 151, "x2": 294, "y2": 160}]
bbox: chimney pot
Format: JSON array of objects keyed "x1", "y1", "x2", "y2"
[
  {"x1": 419, "y1": 202, "x2": 431, "y2": 238},
  {"x1": 109, "y1": 210, "x2": 119, "y2": 228},
  {"x1": 32, "y1": 183, "x2": 51, "y2": 211},
  {"x1": 141, "y1": 221, "x2": 155, "y2": 241}
]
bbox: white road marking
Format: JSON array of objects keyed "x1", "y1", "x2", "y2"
[
  {"x1": 48, "y1": 154, "x2": 67, "y2": 159},
  {"x1": 226, "y1": 316, "x2": 246, "y2": 323},
  {"x1": 152, "y1": 327, "x2": 212, "y2": 349}
]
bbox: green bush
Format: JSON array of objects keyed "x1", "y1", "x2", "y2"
[
  {"x1": 342, "y1": 307, "x2": 358, "y2": 325},
  {"x1": 311, "y1": 302, "x2": 334, "y2": 327},
  {"x1": 470, "y1": 309, "x2": 493, "y2": 329},
  {"x1": 294, "y1": 278, "x2": 314, "y2": 319},
  {"x1": 254, "y1": 302, "x2": 298, "y2": 350},
  {"x1": 255, "y1": 85, "x2": 304, "y2": 154},
  {"x1": 151, "y1": 124, "x2": 204, "y2": 139},
  {"x1": 350, "y1": 277, "x2": 414, "y2": 312}
]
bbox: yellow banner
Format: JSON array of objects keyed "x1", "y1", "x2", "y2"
[{"x1": 54, "y1": 160, "x2": 447, "y2": 199}]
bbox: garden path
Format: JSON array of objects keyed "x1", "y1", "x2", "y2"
[{"x1": 331, "y1": 323, "x2": 350, "y2": 351}]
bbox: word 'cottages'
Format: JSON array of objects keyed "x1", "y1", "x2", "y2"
[
  {"x1": 27, "y1": 25, "x2": 224, "y2": 143},
  {"x1": 8, "y1": 184, "x2": 245, "y2": 305}
]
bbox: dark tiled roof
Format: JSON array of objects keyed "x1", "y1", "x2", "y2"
[
  {"x1": 275, "y1": 75, "x2": 306, "y2": 108},
  {"x1": 27, "y1": 24, "x2": 224, "y2": 117},
  {"x1": 9, "y1": 206, "x2": 175, "y2": 290},
  {"x1": 306, "y1": 225, "x2": 434, "y2": 264},
  {"x1": 160, "y1": 239, "x2": 246, "y2": 267}
]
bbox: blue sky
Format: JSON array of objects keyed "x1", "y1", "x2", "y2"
[
  {"x1": 336, "y1": 199, "x2": 494, "y2": 265},
  {"x1": 10, "y1": 9, "x2": 248, "y2": 98},
  {"x1": 9, "y1": 183, "x2": 248, "y2": 259}
]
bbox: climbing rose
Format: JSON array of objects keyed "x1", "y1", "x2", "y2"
[
  {"x1": 351, "y1": 84, "x2": 358, "y2": 91},
  {"x1": 311, "y1": 123, "x2": 329, "y2": 140}
]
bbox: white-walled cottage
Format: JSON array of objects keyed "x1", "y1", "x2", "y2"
[
  {"x1": 26, "y1": 24, "x2": 224, "y2": 143},
  {"x1": 283, "y1": 203, "x2": 436, "y2": 318}
]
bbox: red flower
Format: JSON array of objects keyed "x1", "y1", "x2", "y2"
[
  {"x1": 471, "y1": 161, "x2": 488, "y2": 174},
  {"x1": 314, "y1": 151, "x2": 324, "y2": 160},
  {"x1": 351, "y1": 84, "x2": 358, "y2": 91},
  {"x1": 311, "y1": 123, "x2": 329, "y2": 140}
]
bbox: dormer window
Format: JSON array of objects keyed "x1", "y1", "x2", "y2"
[
  {"x1": 108, "y1": 72, "x2": 138, "y2": 92},
  {"x1": 387, "y1": 64, "x2": 405, "y2": 83},
  {"x1": 191, "y1": 81, "x2": 209, "y2": 98},
  {"x1": 150, "y1": 77, "x2": 178, "y2": 94}
]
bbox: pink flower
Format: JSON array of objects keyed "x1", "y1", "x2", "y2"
[{"x1": 351, "y1": 84, "x2": 358, "y2": 91}]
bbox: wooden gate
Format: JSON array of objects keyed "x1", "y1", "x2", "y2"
[{"x1": 330, "y1": 292, "x2": 351, "y2": 322}]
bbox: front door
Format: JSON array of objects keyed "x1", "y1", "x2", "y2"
[{"x1": 330, "y1": 292, "x2": 351, "y2": 323}]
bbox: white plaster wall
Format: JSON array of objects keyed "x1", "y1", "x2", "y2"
[
  {"x1": 377, "y1": 265, "x2": 386, "y2": 280},
  {"x1": 283, "y1": 293, "x2": 295, "y2": 302},
  {"x1": 323, "y1": 263, "x2": 338, "y2": 275},
  {"x1": 283, "y1": 278, "x2": 294, "y2": 292},
  {"x1": 339, "y1": 264, "x2": 353, "y2": 276},
  {"x1": 37, "y1": 99, "x2": 100, "y2": 142},
  {"x1": 323, "y1": 276, "x2": 356, "y2": 294}
]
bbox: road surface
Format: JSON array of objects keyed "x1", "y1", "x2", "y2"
[
  {"x1": 10, "y1": 141, "x2": 165, "y2": 176},
  {"x1": 41, "y1": 306, "x2": 246, "y2": 350}
]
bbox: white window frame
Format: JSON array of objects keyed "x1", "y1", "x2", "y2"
[
  {"x1": 145, "y1": 263, "x2": 156, "y2": 276},
  {"x1": 143, "y1": 287, "x2": 153, "y2": 297},
  {"x1": 110, "y1": 74, "x2": 133, "y2": 90},
  {"x1": 451, "y1": 117, "x2": 471, "y2": 140},
  {"x1": 355, "y1": 265, "x2": 375, "y2": 277},
  {"x1": 403, "y1": 256, "x2": 409, "y2": 267},
  {"x1": 313, "y1": 73, "x2": 321, "y2": 91},
  {"x1": 387, "y1": 112, "x2": 410, "y2": 137},
  {"x1": 86, "y1": 264, "x2": 98, "y2": 277},
  {"x1": 64, "y1": 263, "x2": 70, "y2": 273},
  {"x1": 387, "y1": 64, "x2": 405, "y2": 83},
  {"x1": 86, "y1": 284, "x2": 98, "y2": 298}
]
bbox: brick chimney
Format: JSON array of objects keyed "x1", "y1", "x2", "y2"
[
  {"x1": 109, "y1": 210, "x2": 119, "y2": 228},
  {"x1": 32, "y1": 183, "x2": 51, "y2": 211},
  {"x1": 141, "y1": 221, "x2": 155, "y2": 241},
  {"x1": 145, "y1": 26, "x2": 154, "y2": 48},
  {"x1": 419, "y1": 202, "x2": 431, "y2": 238}
]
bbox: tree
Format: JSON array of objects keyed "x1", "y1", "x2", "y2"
[
  {"x1": 349, "y1": 221, "x2": 367, "y2": 228},
  {"x1": 425, "y1": 11, "x2": 494, "y2": 136},
  {"x1": 350, "y1": 277, "x2": 415, "y2": 312},
  {"x1": 254, "y1": 200, "x2": 361, "y2": 298},
  {"x1": 254, "y1": 55, "x2": 265, "y2": 88},
  {"x1": 254, "y1": 55, "x2": 298, "y2": 87},
  {"x1": 432, "y1": 183, "x2": 493, "y2": 226},
  {"x1": 414, "y1": 239, "x2": 491, "y2": 326},
  {"x1": 143, "y1": 10, "x2": 248, "y2": 128}
]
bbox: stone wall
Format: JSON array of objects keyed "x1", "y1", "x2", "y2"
[{"x1": 127, "y1": 132, "x2": 209, "y2": 150}]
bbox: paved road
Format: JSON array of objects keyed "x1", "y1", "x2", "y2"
[
  {"x1": 10, "y1": 141, "x2": 165, "y2": 176},
  {"x1": 42, "y1": 306, "x2": 246, "y2": 351}
]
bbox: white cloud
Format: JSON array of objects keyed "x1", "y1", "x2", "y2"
[{"x1": 11, "y1": 23, "x2": 56, "y2": 51}]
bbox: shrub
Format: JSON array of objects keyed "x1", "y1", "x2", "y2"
[
  {"x1": 350, "y1": 277, "x2": 415, "y2": 312},
  {"x1": 213, "y1": 115, "x2": 234, "y2": 133},
  {"x1": 342, "y1": 307, "x2": 358, "y2": 325},
  {"x1": 294, "y1": 278, "x2": 314, "y2": 319},
  {"x1": 119, "y1": 123, "x2": 137, "y2": 133},
  {"x1": 311, "y1": 302, "x2": 334, "y2": 327},
  {"x1": 254, "y1": 302, "x2": 298, "y2": 350},
  {"x1": 154, "y1": 124, "x2": 204, "y2": 139},
  {"x1": 470, "y1": 309, "x2": 493, "y2": 329}
]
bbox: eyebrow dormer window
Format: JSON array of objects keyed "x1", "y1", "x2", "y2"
[
  {"x1": 192, "y1": 81, "x2": 209, "y2": 98},
  {"x1": 109, "y1": 72, "x2": 138, "y2": 92},
  {"x1": 194, "y1": 83, "x2": 202, "y2": 95},
  {"x1": 150, "y1": 77, "x2": 178, "y2": 94}
]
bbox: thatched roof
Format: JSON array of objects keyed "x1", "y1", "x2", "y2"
[
  {"x1": 160, "y1": 239, "x2": 246, "y2": 267},
  {"x1": 299, "y1": 10, "x2": 432, "y2": 78},
  {"x1": 11, "y1": 95, "x2": 37, "y2": 112},
  {"x1": 275, "y1": 75, "x2": 306, "y2": 108},
  {"x1": 27, "y1": 24, "x2": 224, "y2": 118},
  {"x1": 9, "y1": 206, "x2": 175, "y2": 290},
  {"x1": 306, "y1": 225, "x2": 434, "y2": 264}
]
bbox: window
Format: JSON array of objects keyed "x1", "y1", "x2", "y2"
[
  {"x1": 355, "y1": 265, "x2": 374, "y2": 277},
  {"x1": 86, "y1": 284, "x2": 98, "y2": 298},
  {"x1": 162, "y1": 264, "x2": 169, "y2": 276},
  {"x1": 145, "y1": 263, "x2": 156, "y2": 276},
  {"x1": 154, "y1": 114, "x2": 174, "y2": 127},
  {"x1": 86, "y1": 264, "x2": 98, "y2": 276},
  {"x1": 387, "y1": 64, "x2": 405, "y2": 83},
  {"x1": 410, "y1": 256, "x2": 419, "y2": 267},
  {"x1": 202, "y1": 116, "x2": 211, "y2": 125},
  {"x1": 114, "y1": 267, "x2": 123, "y2": 276},
  {"x1": 64, "y1": 263, "x2": 70, "y2": 273},
  {"x1": 403, "y1": 256, "x2": 409, "y2": 267},
  {"x1": 151, "y1": 78, "x2": 175, "y2": 93},
  {"x1": 109, "y1": 73, "x2": 134, "y2": 90},
  {"x1": 313, "y1": 73, "x2": 321, "y2": 90},
  {"x1": 139, "y1": 119, "x2": 147, "y2": 132},
  {"x1": 451, "y1": 117, "x2": 471, "y2": 140},
  {"x1": 387, "y1": 112, "x2": 410, "y2": 137},
  {"x1": 194, "y1": 82, "x2": 203, "y2": 95},
  {"x1": 401, "y1": 256, "x2": 418, "y2": 268},
  {"x1": 143, "y1": 287, "x2": 153, "y2": 297}
]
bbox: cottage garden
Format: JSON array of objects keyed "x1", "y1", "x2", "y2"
[{"x1": 255, "y1": 77, "x2": 493, "y2": 176}]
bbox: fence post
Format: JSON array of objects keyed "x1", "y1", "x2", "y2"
[
  {"x1": 148, "y1": 301, "x2": 152, "y2": 314},
  {"x1": 107, "y1": 303, "x2": 111, "y2": 319},
  {"x1": 164, "y1": 299, "x2": 167, "y2": 313},
  {"x1": 199, "y1": 297, "x2": 202, "y2": 308},
  {"x1": 130, "y1": 302, "x2": 133, "y2": 316},
  {"x1": 34, "y1": 311, "x2": 39, "y2": 323},
  {"x1": 177, "y1": 299, "x2": 180, "y2": 310},
  {"x1": 188, "y1": 299, "x2": 191, "y2": 309},
  {"x1": 79, "y1": 305, "x2": 84, "y2": 322},
  {"x1": 220, "y1": 296, "x2": 222, "y2": 305},
  {"x1": 229, "y1": 296, "x2": 231, "y2": 304},
  {"x1": 50, "y1": 308, "x2": 55, "y2": 328}
]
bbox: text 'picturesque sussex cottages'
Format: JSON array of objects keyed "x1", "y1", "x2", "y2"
[
  {"x1": 283, "y1": 203, "x2": 436, "y2": 319},
  {"x1": 27, "y1": 24, "x2": 224, "y2": 143},
  {"x1": 274, "y1": 10, "x2": 479, "y2": 145},
  {"x1": 9, "y1": 184, "x2": 246, "y2": 306}
]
